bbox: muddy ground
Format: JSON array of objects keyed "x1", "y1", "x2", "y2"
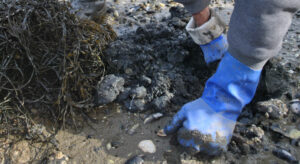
[{"x1": 1, "y1": 0, "x2": 300, "y2": 164}]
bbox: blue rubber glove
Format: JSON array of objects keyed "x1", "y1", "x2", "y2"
[
  {"x1": 200, "y1": 34, "x2": 228, "y2": 64},
  {"x1": 164, "y1": 52, "x2": 261, "y2": 155}
]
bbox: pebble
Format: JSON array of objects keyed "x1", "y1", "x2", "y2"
[
  {"x1": 131, "y1": 86, "x2": 147, "y2": 99},
  {"x1": 138, "y1": 140, "x2": 156, "y2": 153},
  {"x1": 126, "y1": 99, "x2": 146, "y2": 111},
  {"x1": 106, "y1": 142, "x2": 112, "y2": 150},
  {"x1": 113, "y1": 10, "x2": 119, "y2": 17},
  {"x1": 125, "y1": 155, "x2": 144, "y2": 164},
  {"x1": 290, "y1": 99, "x2": 300, "y2": 115}
]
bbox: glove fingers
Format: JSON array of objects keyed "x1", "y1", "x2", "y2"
[
  {"x1": 177, "y1": 127, "x2": 224, "y2": 156},
  {"x1": 164, "y1": 109, "x2": 186, "y2": 135}
]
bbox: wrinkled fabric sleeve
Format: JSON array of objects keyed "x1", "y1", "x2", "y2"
[{"x1": 228, "y1": 0, "x2": 300, "y2": 70}]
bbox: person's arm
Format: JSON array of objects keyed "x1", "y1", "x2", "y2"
[
  {"x1": 174, "y1": 0, "x2": 210, "y2": 15},
  {"x1": 175, "y1": 0, "x2": 228, "y2": 64}
]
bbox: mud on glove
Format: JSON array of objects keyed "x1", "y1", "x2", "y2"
[{"x1": 164, "y1": 52, "x2": 262, "y2": 156}]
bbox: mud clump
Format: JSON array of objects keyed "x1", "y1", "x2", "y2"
[
  {"x1": 245, "y1": 124, "x2": 264, "y2": 143},
  {"x1": 105, "y1": 6, "x2": 213, "y2": 112},
  {"x1": 176, "y1": 128, "x2": 227, "y2": 157},
  {"x1": 256, "y1": 99, "x2": 289, "y2": 119}
]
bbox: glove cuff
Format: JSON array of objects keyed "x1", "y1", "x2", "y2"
[{"x1": 186, "y1": 9, "x2": 226, "y2": 45}]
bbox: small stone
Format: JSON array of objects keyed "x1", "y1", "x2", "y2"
[
  {"x1": 125, "y1": 155, "x2": 144, "y2": 164},
  {"x1": 256, "y1": 99, "x2": 288, "y2": 119},
  {"x1": 131, "y1": 86, "x2": 147, "y2": 99},
  {"x1": 126, "y1": 99, "x2": 146, "y2": 111},
  {"x1": 97, "y1": 74, "x2": 125, "y2": 105},
  {"x1": 138, "y1": 140, "x2": 156, "y2": 153},
  {"x1": 290, "y1": 99, "x2": 300, "y2": 115},
  {"x1": 106, "y1": 143, "x2": 112, "y2": 150},
  {"x1": 113, "y1": 10, "x2": 119, "y2": 17}
]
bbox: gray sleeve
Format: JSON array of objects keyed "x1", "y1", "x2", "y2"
[
  {"x1": 228, "y1": 0, "x2": 300, "y2": 70},
  {"x1": 174, "y1": 0, "x2": 210, "y2": 14}
]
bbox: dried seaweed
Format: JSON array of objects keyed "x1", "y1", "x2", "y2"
[{"x1": 0, "y1": 0, "x2": 116, "y2": 136}]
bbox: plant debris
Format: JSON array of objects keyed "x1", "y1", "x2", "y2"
[{"x1": 0, "y1": 0, "x2": 116, "y2": 137}]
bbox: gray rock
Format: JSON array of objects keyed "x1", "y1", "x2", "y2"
[
  {"x1": 97, "y1": 74, "x2": 125, "y2": 105},
  {"x1": 131, "y1": 86, "x2": 147, "y2": 99},
  {"x1": 126, "y1": 99, "x2": 146, "y2": 111},
  {"x1": 256, "y1": 99, "x2": 288, "y2": 119}
]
